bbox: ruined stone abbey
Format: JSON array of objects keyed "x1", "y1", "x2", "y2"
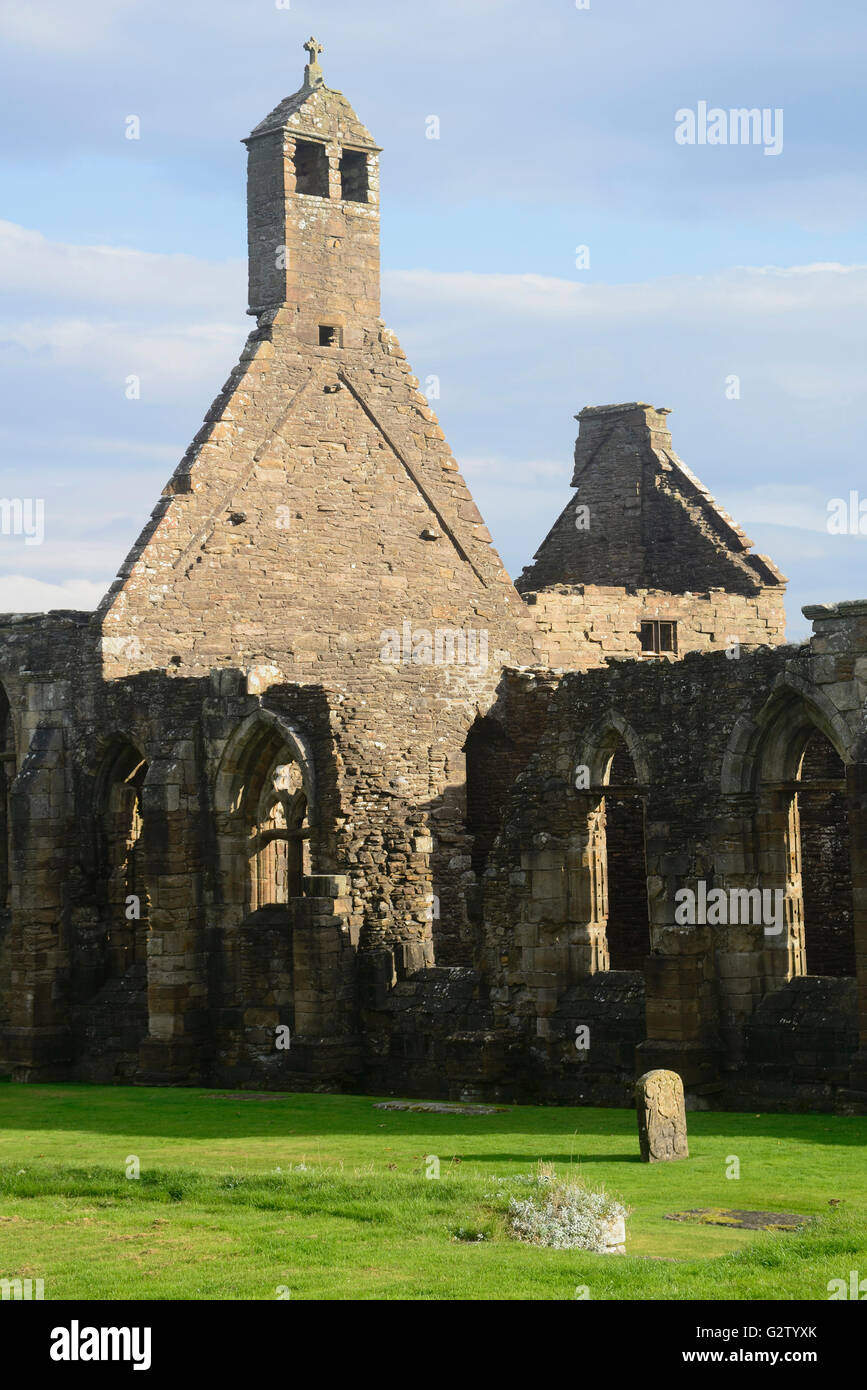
[{"x1": 1, "y1": 41, "x2": 865, "y2": 1111}]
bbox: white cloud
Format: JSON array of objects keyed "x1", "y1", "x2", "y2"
[
  {"x1": 0, "y1": 576, "x2": 105, "y2": 612},
  {"x1": 4, "y1": 219, "x2": 866, "y2": 398},
  {"x1": 719, "y1": 485, "x2": 838, "y2": 535},
  {"x1": 0, "y1": 317, "x2": 244, "y2": 390},
  {"x1": 2, "y1": 219, "x2": 866, "y2": 635},
  {"x1": 0, "y1": 222, "x2": 245, "y2": 394},
  {"x1": 0, "y1": 536, "x2": 131, "y2": 577},
  {"x1": 2, "y1": 0, "x2": 866, "y2": 239},
  {"x1": 0, "y1": 222, "x2": 244, "y2": 310},
  {"x1": 385, "y1": 263, "x2": 867, "y2": 326}
]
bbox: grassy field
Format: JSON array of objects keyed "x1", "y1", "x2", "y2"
[{"x1": 0, "y1": 1082, "x2": 864, "y2": 1300}]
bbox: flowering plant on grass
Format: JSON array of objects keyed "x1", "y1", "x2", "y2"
[{"x1": 505, "y1": 1162, "x2": 629, "y2": 1252}]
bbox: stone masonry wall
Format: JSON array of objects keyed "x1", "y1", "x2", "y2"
[
  {"x1": 524, "y1": 583, "x2": 786, "y2": 670},
  {"x1": 517, "y1": 402, "x2": 786, "y2": 672},
  {"x1": 478, "y1": 602, "x2": 867, "y2": 1110}
]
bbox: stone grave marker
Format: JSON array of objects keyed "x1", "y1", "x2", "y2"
[{"x1": 636, "y1": 1068, "x2": 689, "y2": 1163}]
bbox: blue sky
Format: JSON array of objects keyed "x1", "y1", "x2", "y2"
[{"x1": 1, "y1": 0, "x2": 866, "y2": 637}]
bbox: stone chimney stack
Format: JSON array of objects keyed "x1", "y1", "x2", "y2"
[{"x1": 571, "y1": 402, "x2": 673, "y2": 483}]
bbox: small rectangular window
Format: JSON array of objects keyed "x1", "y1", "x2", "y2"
[
  {"x1": 294, "y1": 139, "x2": 330, "y2": 197},
  {"x1": 318, "y1": 324, "x2": 341, "y2": 347},
  {"x1": 640, "y1": 619, "x2": 677, "y2": 656},
  {"x1": 339, "y1": 149, "x2": 368, "y2": 203}
]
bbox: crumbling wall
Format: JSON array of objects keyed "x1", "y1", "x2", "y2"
[
  {"x1": 478, "y1": 602, "x2": 867, "y2": 1111},
  {"x1": 517, "y1": 402, "x2": 786, "y2": 670},
  {"x1": 0, "y1": 612, "x2": 93, "y2": 1080}
]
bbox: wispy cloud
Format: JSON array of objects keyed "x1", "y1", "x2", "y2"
[
  {"x1": 1, "y1": 220, "x2": 866, "y2": 629},
  {"x1": 0, "y1": 576, "x2": 105, "y2": 612},
  {"x1": 0, "y1": 221, "x2": 244, "y2": 309}
]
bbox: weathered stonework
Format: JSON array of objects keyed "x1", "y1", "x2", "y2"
[
  {"x1": 518, "y1": 401, "x2": 786, "y2": 669},
  {"x1": 1, "y1": 42, "x2": 865, "y2": 1113},
  {"x1": 523, "y1": 583, "x2": 785, "y2": 672},
  {"x1": 636, "y1": 1069, "x2": 689, "y2": 1162}
]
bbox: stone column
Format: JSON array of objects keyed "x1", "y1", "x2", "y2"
[
  {"x1": 289, "y1": 873, "x2": 361, "y2": 1083},
  {"x1": 803, "y1": 601, "x2": 867, "y2": 1092},
  {"x1": 137, "y1": 741, "x2": 208, "y2": 1082},
  {"x1": 566, "y1": 794, "x2": 609, "y2": 976},
  {"x1": 7, "y1": 698, "x2": 74, "y2": 1080}
]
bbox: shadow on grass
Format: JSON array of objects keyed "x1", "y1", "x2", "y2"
[
  {"x1": 452, "y1": 1152, "x2": 644, "y2": 1165},
  {"x1": 0, "y1": 1083, "x2": 864, "y2": 1151}
]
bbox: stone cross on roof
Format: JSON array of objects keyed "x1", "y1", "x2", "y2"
[{"x1": 303, "y1": 36, "x2": 324, "y2": 87}]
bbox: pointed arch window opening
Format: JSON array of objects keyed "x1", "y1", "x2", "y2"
[
  {"x1": 250, "y1": 758, "x2": 311, "y2": 911},
  {"x1": 598, "y1": 738, "x2": 651, "y2": 972},
  {"x1": 98, "y1": 744, "x2": 150, "y2": 981},
  {"x1": 754, "y1": 714, "x2": 855, "y2": 984},
  {"x1": 789, "y1": 730, "x2": 851, "y2": 979}
]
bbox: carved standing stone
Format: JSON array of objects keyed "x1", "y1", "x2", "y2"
[{"x1": 636, "y1": 1069, "x2": 688, "y2": 1163}]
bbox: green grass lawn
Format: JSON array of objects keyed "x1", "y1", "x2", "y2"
[{"x1": 0, "y1": 1082, "x2": 864, "y2": 1300}]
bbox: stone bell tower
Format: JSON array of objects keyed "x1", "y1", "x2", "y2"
[
  {"x1": 243, "y1": 36, "x2": 381, "y2": 348},
  {"x1": 97, "y1": 32, "x2": 535, "y2": 690}
]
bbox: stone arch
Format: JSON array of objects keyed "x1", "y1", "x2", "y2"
[
  {"x1": 720, "y1": 676, "x2": 850, "y2": 797},
  {"x1": 209, "y1": 712, "x2": 319, "y2": 1077},
  {"x1": 215, "y1": 710, "x2": 316, "y2": 820},
  {"x1": 214, "y1": 711, "x2": 316, "y2": 922},
  {"x1": 90, "y1": 734, "x2": 151, "y2": 984},
  {"x1": 579, "y1": 711, "x2": 651, "y2": 790},
  {"x1": 797, "y1": 728, "x2": 853, "y2": 976},
  {"x1": 573, "y1": 714, "x2": 650, "y2": 974},
  {"x1": 720, "y1": 679, "x2": 855, "y2": 990},
  {"x1": 252, "y1": 770, "x2": 310, "y2": 908},
  {"x1": 66, "y1": 732, "x2": 152, "y2": 1080}
]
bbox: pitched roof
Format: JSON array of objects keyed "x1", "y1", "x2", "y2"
[
  {"x1": 519, "y1": 402, "x2": 787, "y2": 593},
  {"x1": 246, "y1": 81, "x2": 379, "y2": 149}
]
